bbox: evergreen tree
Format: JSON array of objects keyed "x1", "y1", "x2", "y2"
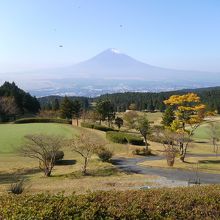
[
  {"x1": 161, "y1": 106, "x2": 175, "y2": 127},
  {"x1": 72, "y1": 100, "x2": 82, "y2": 126},
  {"x1": 52, "y1": 98, "x2": 60, "y2": 111},
  {"x1": 96, "y1": 100, "x2": 115, "y2": 126},
  {"x1": 148, "y1": 99, "x2": 155, "y2": 112},
  {"x1": 60, "y1": 97, "x2": 73, "y2": 119},
  {"x1": 115, "y1": 117, "x2": 123, "y2": 130}
]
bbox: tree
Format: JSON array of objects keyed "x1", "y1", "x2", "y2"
[
  {"x1": 164, "y1": 93, "x2": 206, "y2": 162},
  {"x1": 158, "y1": 129, "x2": 179, "y2": 166},
  {"x1": 60, "y1": 96, "x2": 73, "y2": 119},
  {"x1": 123, "y1": 110, "x2": 138, "y2": 130},
  {"x1": 148, "y1": 99, "x2": 155, "y2": 112},
  {"x1": 161, "y1": 106, "x2": 175, "y2": 127},
  {"x1": 52, "y1": 98, "x2": 60, "y2": 111},
  {"x1": 82, "y1": 110, "x2": 101, "y2": 123},
  {"x1": 0, "y1": 81, "x2": 40, "y2": 114},
  {"x1": 96, "y1": 100, "x2": 115, "y2": 126},
  {"x1": 135, "y1": 115, "x2": 151, "y2": 151},
  {"x1": 72, "y1": 100, "x2": 82, "y2": 126},
  {"x1": 0, "y1": 96, "x2": 20, "y2": 121},
  {"x1": 19, "y1": 134, "x2": 63, "y2": 177},
  {"x1": 69, "y1": 132, "x2": 105, "y2": 175},
  {"x1": 115, "y1": 117, "x2": 123, "y2": 130},
  {"x1": 209, "y1": 121, "x2": 219, "y2": 154}
]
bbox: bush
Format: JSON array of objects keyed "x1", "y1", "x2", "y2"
[
  {"x1": 93, "y1": 124, "x2": 115, "y2": 132},
  {"x1": 125, "y1": 134, "x2": 144, "y2": 145},
  {"x1": 8, "y1": 179, "x2": 25, "y2": 194},
  {"x1": 106, "y1": 131, "x2": 128, "y2": 144},
  {"x1": 132, "y1": 148, "x2": 152, "y2": 156},
  {"x1": 80, "y1": 122, "x2": 94, "y2": 128},
  {"x1": 14, "y1": 118, "x2": 72, "y2": 124},
  {"x1": 97, "y1": 148, "x2": 113, "y2": 162},
  {"x1": 46, "y1": 151, "x2": 64, "y2": 161},
  {"x1": 0, "y1": 186, "x2": 220, "y2": 219},
  {"x1": 106, "y1": 131, "x2": 144, "y2": 145},
  {"x1": 81, "y1": 122, "x2": 115, "y2": 132}
]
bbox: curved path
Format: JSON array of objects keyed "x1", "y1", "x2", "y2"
[{"x1": 112, "y1": 154, "x2": 220, "y2": 184}]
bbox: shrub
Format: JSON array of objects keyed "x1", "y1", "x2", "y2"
[
  {"x1": 46, "y1": 151, "x2": 64, "y2": 161},
  {"x1": 80, "y1": 122, "x2": 94, "y2": 128},
  {"x1": 81, "y1": 122, "x2": 115, "y2": 132},
  {"x1": 14, "y1": 118, "x2": 71, "y2": 124},
  {"x1": 125, "y1": 134, "x2": 144, "y2": 146},
  {"x1": 106, "y1": 131, "x2": 144, "y2": 145},
  {"x1": 93, "y1": 124, "x2": 115, "y2": 132},
  {"x1": 106, "y1": 131, "x2": 128, "y2": 144},
  {"x1": 97, "y1": 148, "x2": 113, "y2": 162},
  {"x1": 0, "y1": 186, "x2": 220, "y2": 219},
  {"x1": 132, "y1": 148, "x2": 152, "y2": 156},
  {"x1": 8, "y1": 179, "x2": 25, "y2": 194}
]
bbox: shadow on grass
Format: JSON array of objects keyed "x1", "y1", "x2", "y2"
[
  {"x1": 0, "y1": 168, "x2": 41, "y2": 185},
  {"x1": 199, "y1": 160, "x2": 220, "y2": 164},
  {"x1": 55, "y1": 159, "x2": 77, "y2": 166},
  {"x1": 194, "y1": 140, "x2": 209, "y2": 144},
  {"x1": 58, "y1": 167, "x2": 119, "y2": 179}
]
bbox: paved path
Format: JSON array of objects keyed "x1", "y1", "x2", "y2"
[{"x1": 112, "y1": 155, "x2": 220, "y2": 184}]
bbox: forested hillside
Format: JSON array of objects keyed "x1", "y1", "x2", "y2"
[
  {"x1": 39, "y1": 86, "x2": 220, "y2": 113},
  {"x1": 0, "y1": 82, "x2": 40, "y2": 121},
  {"x1": 96, "y1": 87, "x2": 220, "y2": 112}
]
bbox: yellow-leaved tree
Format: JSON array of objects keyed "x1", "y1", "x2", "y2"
[{"x1": 164, "y1": 93, "x2": 206, "y2": 162}]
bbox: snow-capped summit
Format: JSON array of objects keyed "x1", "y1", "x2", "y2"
[{"x1": 109, "y1": 48, "x2": 121, "y2": 54}]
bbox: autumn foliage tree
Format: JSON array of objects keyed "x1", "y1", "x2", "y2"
[{"x1": 164, "y1": 93, "x2": 206, "y2": 162}]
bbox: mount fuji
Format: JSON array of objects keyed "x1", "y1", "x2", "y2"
[
  {"x1": 58, "y1": 48, "x2": 220, "y2": 81},
  {"x1": 1, "y1": 48, "x2": 220, "y2": 96}
]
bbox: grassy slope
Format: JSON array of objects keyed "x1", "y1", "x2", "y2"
[
  {"x1": 0, "y1": 123, "x2": 77, "y2": 153},
  {"x1": 0, "y1": 123, "x2": 154, "y2": 194}
]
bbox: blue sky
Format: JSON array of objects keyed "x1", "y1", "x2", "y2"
[{"x1": 1, "y1": 0, "x2": 220, "y2": 72}]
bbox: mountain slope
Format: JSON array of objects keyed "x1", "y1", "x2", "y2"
[{"x1": 61, "y1": 48, "x2": 220, "y2": 82}]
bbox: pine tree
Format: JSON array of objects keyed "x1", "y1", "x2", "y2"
[
  {"x1": 60, "y1": 97, "x2": 73, "y2": 119},
  {"x1": 72, "y1": 100, "x2": 81, "y2": 126},
  {"x1": 52, "y1": 98, "x2": 60, "y2": 111},
  {"x1": 162, "y1": 106, "x2": 175, "y2": 127}
]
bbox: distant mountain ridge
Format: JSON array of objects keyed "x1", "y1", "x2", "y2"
[
  {"x1": 1, "y1": 48, "x2": 220, "y2": 97},
  {"x1": 59, "y1": 48, "x2": 220, "y2": 81}
]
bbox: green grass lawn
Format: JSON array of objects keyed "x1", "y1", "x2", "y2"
[
  {"x1": 193, "y1": 121, "x2": 220, "y2": 140},
  {"x1": 0, "y1": 123, "x2": 154, "y2": 195},
  {"x1": 0, "y1": 123, "x2": 78, "y2": 153}
]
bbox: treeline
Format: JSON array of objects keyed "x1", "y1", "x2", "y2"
[
  {"x1": 0, "y1": 82, "x2": 40, "y2": 121},
  {"x1": 39, "y1": 86, "x2": 220, "y2": 113},
  {"x1": 95, "y1": 87, "x2": 220, "y2": 112},
  {"x1": 39, "y1": 95, "x2": 89, "y2": 111}
]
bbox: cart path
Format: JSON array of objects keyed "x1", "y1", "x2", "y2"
[{"x1": 112, "y1": 155, "x2": 220, "y2": 184}]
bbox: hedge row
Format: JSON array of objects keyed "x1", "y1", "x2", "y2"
[
  {"x1": 106, "y1": 131, "x2": 144, "y2": 145},
  {"x1": 14, "y1": 118, "x2": 72, "y2": 124},
  {"x1": 81, "y1": 122, "x2": 115, "y2": 132},
  {"x1": 0, "y1": 186, "x2": 220, "y2": 219}
]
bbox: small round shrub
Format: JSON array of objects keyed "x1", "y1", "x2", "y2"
[
  {"x1": 132, "y1": 148, "x2": 152, "y2": 156},
  {"x1": 46, "y1": 151, "x2": 64, "y2": 161},
  {"x1": 98, "y1": 149, "x2": 113, "y2": 162}
]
